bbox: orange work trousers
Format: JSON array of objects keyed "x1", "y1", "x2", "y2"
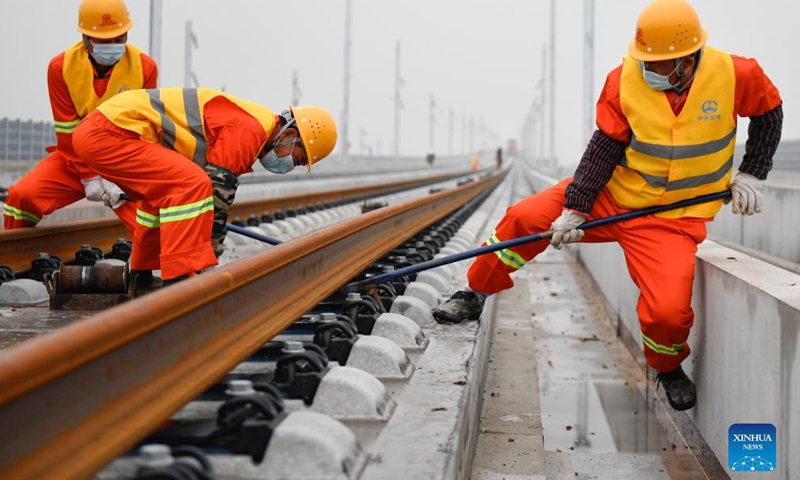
[
  {"x1": 468, "y1": 178, "x2": 709, "y2": 372},
  {"x1": 73, "y1": 111, "x2": 217, "y2": 280},
  {"x1": 3, "y1": 150, "x2": 139, "y2": 245}
]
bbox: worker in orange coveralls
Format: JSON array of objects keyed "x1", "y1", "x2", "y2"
[
  {"x1": 470, "y1": 155, "x2": 479, "y2": 172},
  {"x1": 3, "y1": 0, "x2": 157, "y2": 247},
  {"x1": 72, "y1": 87, "x2": 337, "y2": 284},
  {"x1": 434, "y1": 0, "x2": 782, "y2": 412}
]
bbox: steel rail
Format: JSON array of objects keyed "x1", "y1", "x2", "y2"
[
  {"x1": 0, "y1": 172, "x2": 462, "y2": 273},
  {"x1": 0, "y1": 171, "x2": 504, "y2": 480}
]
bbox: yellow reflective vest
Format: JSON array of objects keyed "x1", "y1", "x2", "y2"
[
  {"x1": 62, "y1": 42, "x2": 145, "y2": 119},
  {"x1": 606, "y1": 46, "x2": 736, "y2": 218},
  {"x1": 97, "y1": 88, "x2": 277, "y2": 166}
]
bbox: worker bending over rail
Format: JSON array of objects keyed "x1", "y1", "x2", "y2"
[
  {"x1": 72, "y1": 87, "x2": 336, "y2": 284},
  {"x1": 434, "y1": 0, "x2": 782, "y2": 412},
  {"x1": 3, "y1": 0, "x2": 157, "y2": 256}
]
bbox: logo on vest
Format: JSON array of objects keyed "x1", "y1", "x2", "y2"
[
  {"x1": 728, "y1": 424, "x2": 776, "y2": 472},
  {"x1": 698, "y1": 100, "x2": 721, "y2": 122},
  {"x1": 702, "y1": 100, "x2": 719, "y2": 114},
  {"x1": 118, "y1": 86, "x2": 131, "y2": 94}
]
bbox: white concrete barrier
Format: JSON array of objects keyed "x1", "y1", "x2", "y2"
[{"x1": 708, "y1": 183, "x2": 800, "y2": 266}]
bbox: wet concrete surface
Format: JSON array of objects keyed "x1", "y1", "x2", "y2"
[
  {"x1": 530, "y1": 253, "x2": 671, "y2": 461},
  {"x1": 0, "y1": 306, "x2": 91, "y2": 350},
  {"x1": 471, "y1": 245, "x2": 719, "y2": 479}
]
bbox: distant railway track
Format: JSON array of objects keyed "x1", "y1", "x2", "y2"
[
  {"x1": 0, "y1": 170, "x2": 504, "y2": 480},
  {"x1": 0, "y1": 172, "x2": 463, "y2": 273}
]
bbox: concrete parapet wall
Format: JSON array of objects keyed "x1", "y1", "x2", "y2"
[
  {"x1": 526, "y1": 166, "x2": 800, "y2": 478},
  {"x1": 707, "y1": 183, "x2": 800, "y2": 265},
  {"x1": 577, "y1": 239, "x2": 800, "y2": 479}
]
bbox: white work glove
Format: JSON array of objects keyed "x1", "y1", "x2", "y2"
[
  {"x1": 550, "y1": 209, "x2": 586, "y2": 250},
  {"x1": 80, "y1": 176, "x2": 126, "y2": 209},
  {"x1": 729, "y1": 172, "x2": 764, "y2": 216},
  {"x1": 80, "y1": 176, "x2": 106, "y2": 202},
  {"x1": 99, "y1": 178, "x2": 126, "y2": 209}
]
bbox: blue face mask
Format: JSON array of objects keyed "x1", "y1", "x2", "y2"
[
  {"x1": 639, "y1": 58, "x2": 685, "y2": 91},
  {"x1": 258, "y1": 116, "x2": 301, "y2": 174},
  {"x1": 260, "y1": 151, "x2": 296, "y2": 174},
  {"x1": 91, "y1": 43, "x2": 126, "y2": 66}
]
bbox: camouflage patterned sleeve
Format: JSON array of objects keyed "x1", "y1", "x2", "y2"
[{"x1": 204, "y1": 163, "x2": 240, "y2": 257}]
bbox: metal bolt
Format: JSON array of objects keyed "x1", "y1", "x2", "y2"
[
  {"x1": 226, "y1": 379, "x2": 257, "y2": 396},
  {"x1": 347, "y1": 293, "x2": 362, "y2": 301},
  {"x1": 137, "y1": 444, "x2": 174, "y2": 468},
  {"x1": 282, "y1": 341, "x2": 305, "y2": 354},
  {"x1": 320, "y1": 313, "x2": 337, "y2": 322},
  {"x1": 395, "y1": 256, "x2": 407, "y2": 262},
  {"x1": 383, "y1": 266, "x2": 395, "y2": 273}
]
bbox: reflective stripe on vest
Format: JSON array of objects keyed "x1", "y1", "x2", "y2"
[
  {"x1": 62, "y1": 42, "x2": 145, "y2": 123},
  {"x1": 619, "y1": 152, "x2": 733, "y2": 191},
  {"x1": 487, "y1": 232, "x2": 526, "y2": 270},
  {"x1": 183, "y1": 89, "x2": 208, "y2": 164},
  {"x1": 147, "y1": 90, "x2": 178, "y2": 152},
  {"x1": 3, "y1": 204, "x2": 41, "y2": 224},
  {"x1": 98, "y1": 88, "x2": 277, "y2": 168},
  {"x1": 607, "y1": 46, "x2": 737, "y2": 219}
]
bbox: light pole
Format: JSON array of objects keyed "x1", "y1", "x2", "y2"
[
  {"x1": 428, "y1": 95, "x2": 436, "y2": 154},
  {"x1": 340, "y1": 0, "x2": 352, "y2": 163},
  {"x1": 184, "y1": 21, "x2": 198, "y2": 88},
  {"x1": 393, "y1": 41, "x2": 404, "y2": 161},
  {"x1": 149, "y1": 0, "x2": 162, "y2": 73},
  {"x1": 448, "y1": 108, "x2": 454, "y2": 156},
  {"x1": 549, "y1": 0, "x2": 557, "y2": 166},
  {"x1": 583, "y1": 0, "x2": 596, "y2": 147},
  {"x1": 292, "y1": 70, "x2": 302, "y2": 106}
]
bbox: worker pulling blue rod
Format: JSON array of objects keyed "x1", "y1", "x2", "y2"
[{"x1": 343, "y1": 190, "x2": 732, "y2": 293}]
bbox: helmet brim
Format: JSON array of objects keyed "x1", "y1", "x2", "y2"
[
  {"x1": 628, "y1": 29, "x2": 707, "y2": 62},
  {"x1": 77, "y1": 18, "x2": 134, "y2": 40}
]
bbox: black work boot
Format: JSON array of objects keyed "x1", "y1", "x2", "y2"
[
  {"x1": 130, "y1": 270, "x2": 163, "y2": 295},
  {"x1": 433, "y1": 291, "x2": 486, "y2": 324},
  {"x1": 162, "y1": 274, "x2": 190, "y2": 287},
  {"x1": 656, "y1": 365, "x2": 696, "y2": 411}
]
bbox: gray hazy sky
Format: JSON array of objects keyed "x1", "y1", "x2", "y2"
[{"x1": 1, "y1": 0, "x2": 796, "y2": 167}]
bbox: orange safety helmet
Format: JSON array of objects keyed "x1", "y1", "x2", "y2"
[
  {"x1": 290, "y1": 105, "x2": 338, "y2": 171},
  {"x1": 77, "y1": 0, "x2": 134, "y2": 39},
  {"x1": 628, "y1": 0, "x2": 707, "y2": 62}
]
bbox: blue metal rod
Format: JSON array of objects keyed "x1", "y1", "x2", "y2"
[
  {"x1": 119, "y1": 194, "x2": 282, "y2": 245},
  {"x1": 343, "y1": 190, "x2": 732, "y2": 292}
]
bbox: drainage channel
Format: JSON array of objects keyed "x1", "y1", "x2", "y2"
[
  {"x1": 0, "y1": 171, "x2": 509, "y2": 480},
  {"x1": 87, "y1": 174, "x2": 503, "y2": 480}
]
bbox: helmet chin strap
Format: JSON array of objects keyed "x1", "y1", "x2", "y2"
[
  {"x1": 265, "y1": 116, "x2": 297, "y2": 153},
  {"x1": 674, "y1": 50, "x2": 702, "y2": 95}
]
